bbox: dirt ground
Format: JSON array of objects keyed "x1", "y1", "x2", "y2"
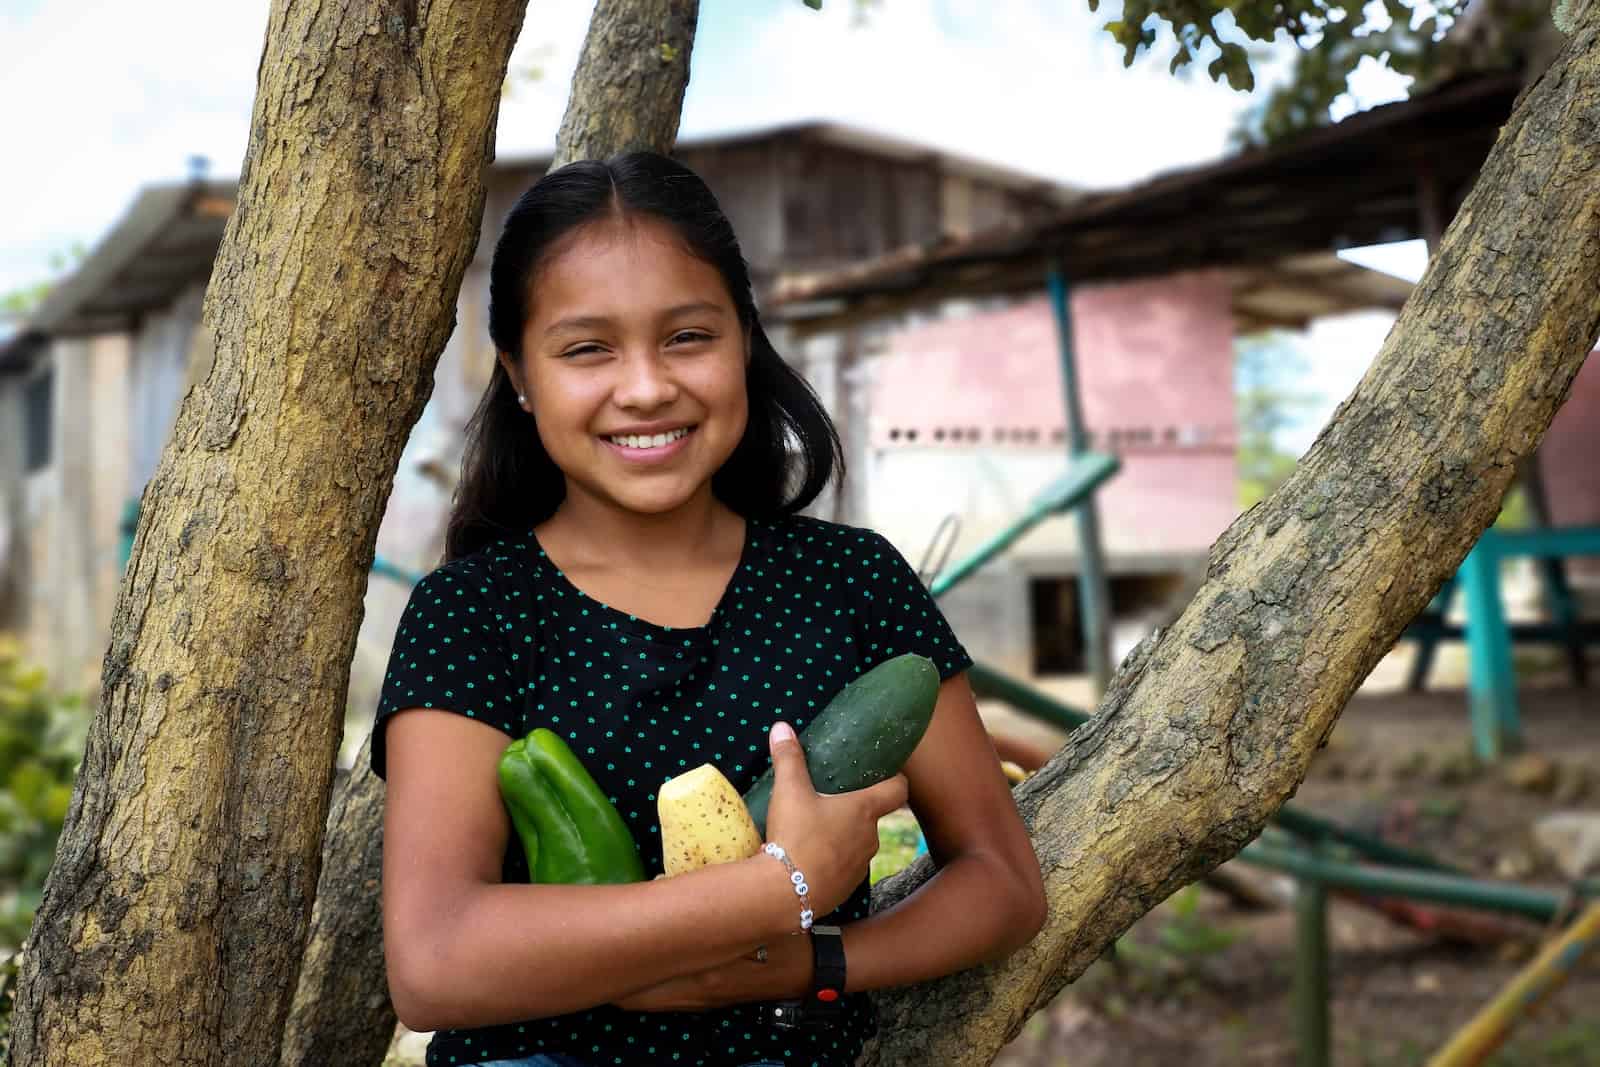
[{"x1": 991, "y1": 646, "x2": 1600, "y2": 1067}]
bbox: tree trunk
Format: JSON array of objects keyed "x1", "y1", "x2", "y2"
[
  {"x1": 552, "y1": 0, "x2": 700, "y2": 170},
  {"x1": 278, "y1": 3, "x2": 699, "y2": 1063},
  {"x1": 859, "y1": 17, "x2": 1600, "y2": 1065},
  {"x1": 8, "y1": 1, "x2": 528, "y2": 1063},
  {"x1": 278, "y1": 749, "x2": 390, "y2": 1067}
]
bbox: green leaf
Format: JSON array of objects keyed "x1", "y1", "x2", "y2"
[
  {"x1": 803, "y1": 0, "x2": 822, "y2": 8},
  {"x1": 42, "y1": 783, "x2": 72, "y2": 828},
  {"x1": 9, "y1": 762, "x2": 55, "y2": 820}
]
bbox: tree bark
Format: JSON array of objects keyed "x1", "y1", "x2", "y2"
[
  {"x1": 8, "y1": 2, "x2": 528, "y2": 1063},
  {"x1": 551, "y1": 0, "x2": 700, "y2": 170},
  {"x1": 858, "y1": 16, "x2": 1600, "y2": 1065},
  {"x1": 278, "y1": 750, "x2": 389, "y2": 1067},
  {"x1": 278, "y1": 3, "x2": 699, "y2": 1062}
]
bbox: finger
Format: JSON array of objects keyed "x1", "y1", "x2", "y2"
[
  {"x1": 857, "y1": 772, "x2": 909, "y2": 817},
  {"x1": 768, "y1": 721, "x2": 814, "y2": 792}
]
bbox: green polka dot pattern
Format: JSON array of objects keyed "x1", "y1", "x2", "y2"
[{"x1": 373, "y1": 515, "x2": 972, "y2": 1067}]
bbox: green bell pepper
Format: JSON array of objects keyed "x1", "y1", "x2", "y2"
[{"x1": 497, "y1": 728, "x2": 645, "y2": 885}]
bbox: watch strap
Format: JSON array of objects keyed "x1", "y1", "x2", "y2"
[{"x1": 808, "y1": 924, "x2": 846, "y2": 1016}]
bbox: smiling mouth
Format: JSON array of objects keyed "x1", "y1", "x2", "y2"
[{"x1": 603, "y1": 426, "x2": 695, "y2": 450}]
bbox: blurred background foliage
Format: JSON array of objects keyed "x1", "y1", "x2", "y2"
[
  {"x1": 1093, "y1": 0, "x2": 1557, "y2": 143},
  {"x1": 794, "y1": 0, "x2": 1560, "y2": 148},
  {"x1": 1235, "y1": 332, "x2": 1317, "y2": 510},
  {"x1": 0, "y1": 637, "x2": 84, "y2": 946},
  {"x1": 0, "y1": 636, "x2": 90, "y2": 1048}
]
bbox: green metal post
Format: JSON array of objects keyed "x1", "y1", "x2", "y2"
[
  {"x1": 1460, "y1": 535, "x2": 1519, "y2": 760},
  {"x1": 967, "y1": 661, "x2": 1093, "y2": 731},
  {"x1": 1046, "y1": 263, "x2": 1113, "y2": 697},
  {"x1": 371, "y1": 555, "x2": 424, "y2": 587},
  {"x1": 929, "y1": 453, "x2": 1119, "y2": 600},
  {"x1": 1243, "y1": 842, "x2": 1591, "y2": 923},
  {"x1": 1294, "y1": 873, "x2": 1330, "y2": 1067},
  {"x1": 1405, "y1": 576, "x2": 1456, "y2": 691},
  {"x1": 1272, "y1": 806, "x2": 1460, "y2": 874}
]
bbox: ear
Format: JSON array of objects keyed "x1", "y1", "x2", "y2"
[{"x1": 496, "y1": 350, "x2": 527, "y2": 406}]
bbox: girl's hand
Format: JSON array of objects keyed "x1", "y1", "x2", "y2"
[{"x1": 762, "y1": 721, "x2": 907, "y2": 919}]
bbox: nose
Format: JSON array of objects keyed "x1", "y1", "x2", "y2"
[{"x1": 612, "y1": 348, "x2": 679, "y2": 411}]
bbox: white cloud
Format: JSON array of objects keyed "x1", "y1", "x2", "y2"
[
  {"x1": 1339, "y1": 238, "x2": 1428, "y2": 284},
  {"x1": 680, "y1": 0, "x2": 1288, "y2": 190},
  {"x1": 494, "y1": 0, "x2": 603, "y2": 158},
  {"x1": 1280, "y1": 309, "x2": 1400, "y2": 456},
  {"x1": 0, "y1": 0, "x2": 270, "y2": 294}
]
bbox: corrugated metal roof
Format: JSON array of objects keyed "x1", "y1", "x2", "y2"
[
  {"x1": 771, "y1": 72, "x2": 1519, "y2": 330},
  {"x1": 27, "y1": 181, "x2": 236, "y2": 337},
  {"x1": 495, "y1": 119, "x2": 1084, "y2": 204}
]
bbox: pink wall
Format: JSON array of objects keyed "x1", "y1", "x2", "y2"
[
  {"x1": 1540, "y1": 352, "x2": 1600, "y2": 529},
  {"x1": 871, "y1": 271, "x2": 1237, "y2": 451},
  {"x1": 870, "y1": 271, "x2": 1241, "y2": 561}
]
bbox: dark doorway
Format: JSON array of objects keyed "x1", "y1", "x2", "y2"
[{"x1": 1030, "y1": 571, "x2": 1187, "y2": 674}]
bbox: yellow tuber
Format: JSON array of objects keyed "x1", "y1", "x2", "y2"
[{"x1": 657, "y1": 763, "x2": 763, "y2": 876}]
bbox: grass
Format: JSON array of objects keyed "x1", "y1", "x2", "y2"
[{"x1": 871, "y1": 809, "x2": 923, "y2": 885}]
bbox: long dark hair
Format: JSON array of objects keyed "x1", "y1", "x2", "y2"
[{"x1": 444, "y1": 152, "x2": 843, "y2": 562}]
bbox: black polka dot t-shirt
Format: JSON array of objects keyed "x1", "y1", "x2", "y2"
[{"x1": 372, "y1": 514, "x2": 973, "y2": 1067}]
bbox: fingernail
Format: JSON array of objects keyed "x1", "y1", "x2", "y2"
[{"x1": 771, "y1": 721, "x2": 795, "y2": 744}]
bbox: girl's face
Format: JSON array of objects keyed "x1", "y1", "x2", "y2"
[{"x1": 502, "y1": 215, "x2": 750, "y2": 521}]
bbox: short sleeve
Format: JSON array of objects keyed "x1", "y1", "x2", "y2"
[
  {"x1": 370, "y1": 565, "x2": 525, "y2": 779},
  {"x1": 853, "y1": 529, "x2": 974, "y2": 681}
]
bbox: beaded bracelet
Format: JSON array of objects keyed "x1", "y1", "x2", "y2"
[{"x1": 762, "y1": 842, "x2": 815, "y2": 932}]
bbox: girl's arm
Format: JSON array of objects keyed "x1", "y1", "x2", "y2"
[
  {"x1": 835, "y1": 670, "x2": 1048, "y2": 988},
  {"x1": 381, "y1": 710, "x2": 904, "y2": 1032},
  {"x1": 615, "y1": 671, "x2": 1047, "y2": 1011}
]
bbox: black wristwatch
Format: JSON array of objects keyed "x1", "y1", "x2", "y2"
[{"x1": 770, "y1": 925, "x2": 847, "y2": 1029}]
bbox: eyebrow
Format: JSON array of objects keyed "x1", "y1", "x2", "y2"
[{"x1": 543, "y1": 302, "x2": 729, "y2": 337}]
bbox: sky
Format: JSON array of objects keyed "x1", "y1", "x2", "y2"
[{"x1": 0, "y1": 0, "x2": 1422, "y2": 450}]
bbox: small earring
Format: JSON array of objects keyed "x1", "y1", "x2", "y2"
[{"x1": 518, "y1": 393, "x2": 527, "y2": 406}]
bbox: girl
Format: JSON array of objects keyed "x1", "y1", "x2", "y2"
[{"x1": 374, "y1": 153, "x2": 1045, "y2": 1067}]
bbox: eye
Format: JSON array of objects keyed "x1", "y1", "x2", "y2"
[
  {"x1": 668, "y1": 330, "x2": 714, "y2": 347},
  {"x1": 559, "y1": 342, "x2": 607, "y2": 359}
]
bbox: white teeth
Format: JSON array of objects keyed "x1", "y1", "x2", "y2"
[{"x1": 608, "y1": 427, "x2": 689, "y2": 449}]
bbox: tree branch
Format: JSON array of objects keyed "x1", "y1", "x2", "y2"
[{"x1": 550, "y1": 0, "x2": 700, "y2": 171}]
